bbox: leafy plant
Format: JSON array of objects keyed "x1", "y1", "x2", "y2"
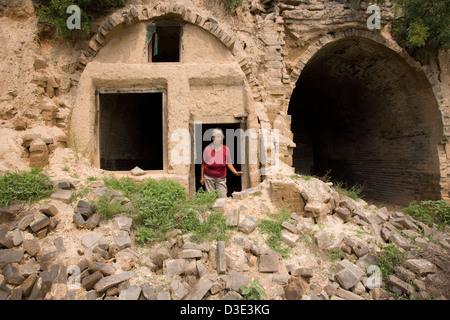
[
  {"x1": 404, "y1": 200, "x2": 450, "y2": 231},
  {"x1": 333, "y1": 181, "x2": 364, "y2": 201},
  {"x1": 94, "y1": 192, "x2": 128, "y2": 218},
  {"x1": 35, "y1": 0, "x2": 126, "y2": 39},
  {"x1": 376, "y1": 243, "x2": 408, "y2": 283},
  {"x1": 240, "y1": 279, "x2": 268, "y2": 300},
  {"x1": 259, "y1": 207, "x2": 292, "y2": 258},
  {"x1": 348, "y1": 0, "x2": 450, "y2": 60},
  {"x1": 103, "y1": 177, "x2": 228, "y2": 244},
  {"x1": 0, "y1": 169, "x2": 54, "y2": 207},
  {"x1": 221, "y1": 0, "x2": 243, "y2": 10}
]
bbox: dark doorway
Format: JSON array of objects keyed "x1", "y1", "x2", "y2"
[
  {"x1": 99, "y1": 92, "x2": 163, "y2": 171},
  {"x1": 194, "y1": 123, "x2": 242, "y2": 197},
  {"x1": 288, "y1": 37, "x2": 442, "y2": 205}
]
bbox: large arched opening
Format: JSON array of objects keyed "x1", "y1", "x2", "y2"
[{"x1": 288, "y1": 36, "x2": 443, "y2": 205}]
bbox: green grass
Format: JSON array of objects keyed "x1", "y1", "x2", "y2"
[
  {"x1": 404, "y1": 200, "x2": 450, "y2": 231},
  {"x1": 375, "y1": 243, "x2": 408, "y2": 284},
  {"x1": 102, "y1": 177, "x2": 229, "y2": 244},
  {"x1": 259, "y1": 207, "x2": 292, "y2": 258},
  {"x1": 333, "y1": 181, "x2": 364, "y2": 201},
  {"x1": 0, "y1": 169, "x2": 54, "y2": 207},
  {"x1": 94, "y1": 192, "x2": 129, "y2": 219}
]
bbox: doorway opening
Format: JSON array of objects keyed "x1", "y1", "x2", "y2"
[
  {"x1": 98, "y1": 91, "x2": 164, "y2": 171},
  {"x1": 194, "y1": 123, "x2": 243, "y2": 197}
]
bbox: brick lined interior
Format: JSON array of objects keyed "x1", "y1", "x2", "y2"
[{"x1": 289, "y1": 37, "x2": 443, "y2": 205}]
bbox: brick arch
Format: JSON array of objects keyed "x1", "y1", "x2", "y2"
[
  {"x1": 76, "y1": 3, "x2": 254, "y2": 77},
  {"x1": 288, "y1": 28, "x2": 437, "y2": 100},
  {"x1": 286, "y1": 28, "x2": 449, "y2": 202}
]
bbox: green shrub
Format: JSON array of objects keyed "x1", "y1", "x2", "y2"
[
  {"x1": 0, "y1": 169, "x2": 54, "y2": 207},
  {"x1": 376, "y1": 243, "x2": 408, "y2": 283},
  {"x1": 221, "y1": 0, "x2": 243, "y2": 10},
  {"x1": 104, "y1": 176, "x2": 227, "y2": 244},
  {"x1": 240, "y1": 279, "x2": 268, "y2": 300},
  {"x1": 35, "y1": 0, "x2": 126, "y2": 39},
  {"x1": 404, "y1": 200, "x2": 450, "y2": 231},
  {"x1": 333, "y1": 181, "x2": 364, "y2": 201},
  {"x1": 94, "y1": 193, "x2": 128, "y2": 218},
  {"x1": 259, "y1": 207, "x2": 292, "y2": 258}
]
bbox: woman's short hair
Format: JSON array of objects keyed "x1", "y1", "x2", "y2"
[{"x1": 211, "y1": 128, "x2": 224, "y2": 140}]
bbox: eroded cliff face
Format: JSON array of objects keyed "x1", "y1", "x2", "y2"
[{"x1": 0, "y1": 0, "x2": 449, "y2": 202}]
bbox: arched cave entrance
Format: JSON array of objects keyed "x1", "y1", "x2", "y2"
[{"x1": 288, "y1": 36, "x2": 443, "y2": 206}]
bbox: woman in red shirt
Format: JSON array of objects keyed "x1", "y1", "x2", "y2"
[{"x1": 200, "y1": 128, "x2": 243, "y2": 198}]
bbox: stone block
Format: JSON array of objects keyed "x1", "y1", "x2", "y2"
[
  {"x1": 335, "y1": 268, "x2": 360, "y2": 290},
  {"x1": 258, "y1": 254, "x2": 279, "y2": 273},
  {"x1": 238, "y1": 215, "x2": 258, "y2": 234},
  {"x1": 314, "y1": 230, "x2": 331, "y2": 249},
  {"x1": 118, "y1": 284, "x2": 142, "y2": 300},
  {"x1": 280, "y1": 229, "x2": 299, "y2": 247},
  {"x1": 0, "y1": 248, "x2": 24, "y2": 267},
  {"x1": 39, "y1": 204, "x2": 58, "y2": 217},
  {"x1": 226, "y1": 209, "x2": 240, "y2": 227},
  {"x1": 82, "y1": 271, "x2": 103, "y2": 291},
  {"x1": 51, "y1": 189, "x2": 73, "y2": 204},
  {"x1": 216, "y1": 241, "x2": 226, "y2": 274},
  {"x1": 163, "y1": 259, "x2": 185, "y2": 277},
  {"x1": 178, "y1": 249, "x2": 202, "y2": 259},
  {"x1": 30, "y1": 214, "x2": 50, "y2": 232},
  {"x1": 184, "y1": 278, "x2": 213, "y2": 300},
  {"x1": 405, "y1": 259, "x2": 437, "y2": 276},
  {"x1": 94, "y1": 271, "x2": 134, "y2": 293}
]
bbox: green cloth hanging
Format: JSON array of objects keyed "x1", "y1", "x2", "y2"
[{"x1": 153, "y1": 32, "x2": 159, "y2": 57}]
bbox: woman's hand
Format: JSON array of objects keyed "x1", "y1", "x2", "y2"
[
  {"x1": 200, "y1": 176, "x2": 204, "y2": 185},
  {"x1": 234, "y1": 171, "x2": 243, "y2": 176}
]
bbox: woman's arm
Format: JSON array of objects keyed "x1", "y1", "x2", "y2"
[
  {"x1": 227, "y1": 163, "x2": 243, "y2": 176},
  {"x1": 200, "y1": 163, "x2": 206, "y2": 185}
]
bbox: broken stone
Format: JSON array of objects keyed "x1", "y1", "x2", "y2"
[
  {"x1": 20, "y1": 274, "x2": 38, "y2": 297},
  {"x1": 50, "y1": 189, "x2": 73, "y2": 204},
  {"x1": 156, "y1": 291, "x2": 171, "y2": 300},
  {"x1": 39, "y1": 204, "x2": 58, "y2": 217},
  {"x1": 355, "y1": 246, "x2": 370, "y2": 258},
  {"x1": 226, "y1": 209, "x2": 240, "y2": 227},
  {"x1": 17, "y1": 214, "x2": 35, "y2": 230},
  {"x1": 130, "y1": 166, "x2": 145, "y2": 176},
  {"x1": 389, "y1": 232, "x2": 415, "y2": 250},
  {"x1": 225, "y1": 270, "x2": 249, "y2": 293},
  {"x1": 85, "y1": 214, "x2": 100, "y2": 230},
  {"x1": 22, "y1": 260, "x2": 40, "y2": 276},
  {"x1": 29, "y1": 270, "x2": 53, "y2": 300},
  {"x1": 170, "y1": 279, "x2": 189, "y2": 300},
  {"x1": 272, "y1": 273, "x2": 289, "y2": 285},
  {"x1": 163, "y1": 259, "x2": 185, "y2": 277},
  {"x1": 222, "y1": 291, "x2": 243, "y2": 300},
  {"x1": 216, "y1": 241, "x2": 226, "y2": 274},
  {"x1": 292, "y1": 268, "x2": 314, "y2": 278},
  {"x1": 178, "y1": 249, "x2": 202, "y2": 259},
  {"x1": 336, "y1": 207, "x2": 352, "y2": 222},
  {"x1": 0, "y1": 248, "x2": 24, "y2": 267},
  {"x1": 81, "y1": 232, "x2": 101, "y2": 248},
  {"x1": 36, "y1": 247, "x2": 58, "y2": 269},
  {"x1": 335, "y1": 268, "x2": 360, "y2": 290},
  {"x1": 113, "y1": 216, "x2": 133, "y2": 232},
  {"x1": 94, "y1": 271, "x2": 134, "y2": 293},
  {"x1": 388, "y1": 275, "x2": 415, "y2": 295},
  {"x1": 284, "y1": 277, "x2": 307, "y2": 300},
  {"x1": 238, "y1": 215, "x2": 258, "y2": 234},
  {"x1": 82, "y1": 271, "x2": 103, "y2": 291},
  {"x1": 314, "y1": 230, "x2": 331, "y2": 249},
  {"x1": 118, "y1": 284, "x2": 142, "y2": 300},
  {"x1": 142, "y1": 284, "x2": 157, "y2": 300},
  {"x1": 184, "y1": 278, "x2": 213, "y2": 300},
  {"x1": 11, "y1": 228, "x2": 22, "y2": 247},
  {"x1": 335, "y1": 287, "x2": 365, "y2": 300},
  {"x1": 280, "y1": 229, "x2": 299, "y2": 247},
  {"x1": 3, "y1": 263, "x2": 25, "y2": 285},
  {"x1": 258, "y1": 253, "x2": 279, "y2": 273},
  {"x1": 405, "y1": 259, "x2": 437, "y2": 276},
  {"x1": 29, "y1": 139, "x2": 49, "y2": 168},
  {"x1": 112, "y1": 230, "x2": 131, "y2": 250},
  {"x1": 336, "y1": 259, "x2": 365, "y2": 280},
  {"x1": 150, "y1": 247, "x2": 171, "y2": 268},
  {"x1": 30, "y1": 214, "x2": 50, "y2": 233}
]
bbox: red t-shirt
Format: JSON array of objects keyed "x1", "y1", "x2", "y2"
[{"x1": 202, "y1": 145, "x2": 232, "y2": 178}]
